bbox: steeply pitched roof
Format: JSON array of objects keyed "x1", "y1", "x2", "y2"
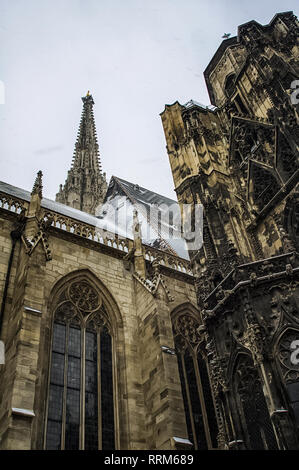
[
  {"x1": 101, "y1": 176, "x2": 190, "y2": 260},
  {"x1": 0, "y1": 176, "x2": 190, "y2": 260}
]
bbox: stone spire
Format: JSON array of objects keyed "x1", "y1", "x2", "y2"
[
  {"x1": 56, "y1": 91, "x2": 107, "y2": 215},
  {"x1": 28, "y1": 170, "x2": 43, "y2": 218},
  {"x1": 31, "y1": 170, "x2": 43, "y2": 199}
]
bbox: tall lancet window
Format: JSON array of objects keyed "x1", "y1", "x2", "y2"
[
  {"x1": 172, "y1": 310, "x2": 218, "y2": 449},
  {"x1": 45, "y1": 280, "x2": 115, "y2": 450},
  {"x1": 234, "y1": 355, "x2": 278, "y2": 450}
]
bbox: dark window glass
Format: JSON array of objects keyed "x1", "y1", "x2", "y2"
[
  {"x1": 85, "y1": 330, "x2": 98, "y2": 450},
  {"x1": 236, "y1": 357, "x2": 278, "y2": 450},
  {"x1": 47, "y1": 312, "x2": 115, "y2": 450},
  {"x1": 50, "y1": 352, "x2": 65, "y2": 385},
  {"x1": 47, "y1": 384, "x2": 63, "y2": 421},
  {"x1": 52, "y1": 323, "x2": 66, "y2": 353},
  {"x1": 184, "y1": 349, "x2": 207, "y2": 450},
  {"x1": 65, "y1": 388, "x2": 80, "y2": 450},
  {"x1": 46, "y1": 420, "x2": 62, "y2": 450},
  {"x1": 254, "y1": 381, "x2": 278, "y2": 450},
  {"x1": 292, "y1": 402, "x2": 299, "y2": 427},
  {"x1": 86, "y1": 330, "x2": 97, "y2": 361},
  {"x1": 101, "y1": 327, "x2": 115, "y2": 450},
  {"x1": 197, "y1": 353, "x2": 218, "y2": 448},
  {"x1": 67, "y1": 356, "x2": 81, "y2": 390},
  {"x1": 46, "y1": 323, "x2": 66, "y2": 450},
  {"x1": 287, "y1": 382, "x2": 299, "y2": 402},
  {"x1": 286, "y1": 382, "x2": 299, "y2": 428},
  {"x1": 68, "y1": 326, "x2": 81, "y2": 358},
  {"x1": 177, "y1": 352, "x2": 193, "y2": 444},
  {"x1": 65, "y1": 326, "x2": 81, "y2": 450}
]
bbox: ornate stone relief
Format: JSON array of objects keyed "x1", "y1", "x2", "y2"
[
  {"x1": 133, "y1": 258, "x2": 174, "y2": 302},
  {"x1": 174, "y1": 314, "x2": 202, "y2": 348},
  {"x1": 54, "y1": 279, "x2": 109, "y2": 331},
  {"x1": 21, "y1": 215, "x2": 53, "y2": 261}
]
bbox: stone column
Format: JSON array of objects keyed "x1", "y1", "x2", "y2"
[{"x1": 0, "y1": 172, "x2": 51, "y2": 449}]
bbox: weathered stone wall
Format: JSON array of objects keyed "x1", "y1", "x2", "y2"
[
  {"x1": 0, "y1": 207, "x2": 197, "y2": 450},
  {"x1": 161, "y1": 11, "x2": 299, "y2": 450}
]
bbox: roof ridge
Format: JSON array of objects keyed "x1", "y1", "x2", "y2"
[{"x1": 112, "y1": 175, "x2": 178, "y2": 204}]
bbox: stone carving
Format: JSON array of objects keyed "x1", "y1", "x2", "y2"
[
  {"x1": 21, "y1": 215, "x2": 53, "y2": 261},
  {"x1": 236, "y1": 322, "x2": 265, "y2": 365},
  {"x1": 133, "y1": 258, "x2": 175, "y2": 302},
  {"x1": 54, "y1": 280, "x2": 108, "y2": 330},
  {"x1": 68, "y1": 281, "x2": 101, "y2": 312},
  {"x1": 174, "y1": 314, "x2": 202, "y2": 346}
]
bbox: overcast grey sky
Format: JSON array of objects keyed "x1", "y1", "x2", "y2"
[{"x1": 1, "y1": 0, "x2": 298, "y2": 201}]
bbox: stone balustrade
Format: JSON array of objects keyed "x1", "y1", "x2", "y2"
[{"x1": 0, "y1": 191, "x2": 193, "y2": 276}]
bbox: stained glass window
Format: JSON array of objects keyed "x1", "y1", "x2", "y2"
[
  {"x1": 235, "y1": 355, "x2": 278, "y2": 450},
  {"x1": 173, "y1": 313, "x2": 218, "y2": 450},
  {"x1": 85, "y1": 329, "x2": 98, "y2": 450},
  {"x1": 46, "y1": 323, "x2": 65, "y2": 450},
  {"x1": 45, "y1": 284, "x2": 115, "y2": 450},
  {"x1": 101, "y1": 327, "x2": 115, "y2": 450}
]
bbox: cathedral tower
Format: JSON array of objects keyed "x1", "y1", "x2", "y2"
[
  {"x1": 161, "y1": 11, "x2": 299, "y2": 450},
  {"x1": 56, "y1": 92, "x2": 107, "y2": 215}
]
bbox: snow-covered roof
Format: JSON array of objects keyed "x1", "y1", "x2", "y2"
[
  {"x1": 101, "y1": 177, "x2": 190, "y2": 260},
  {"x1": 0, "y1": 181, "x2": 101, "y2": 226},
  {"x1": 0, "y1": 177, "x2": 190, "y2": 260}
]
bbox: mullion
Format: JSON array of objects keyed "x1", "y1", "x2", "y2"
[
  {"x1": 184, "y1": 349, "x2": 207, "y2": 449},
  {"x1": 177, "y1": 352, "x2": 193, "y2": 444},
  {"x1": 98, "y1": 331, "x2": 102, "y2": 450},
  {"x1": 45, "y1": 322, "x2": 66, "y2": 450},
  {"x1": 46, "y1": 314, "x2": 115, "y2": 450},
  {"x1": 61, "y1": 323, "x2": 69, "y2": 449},
  {"x1": 81, "y1": 328, "x2": 85, "y2": 450},
  {"x1": 85, "y1": 328, "x2": 99, "y2": 450},
  {"x1": 182, "y1": 351, "x2": 198, "y2": 450},
  {"x1": 193, "y1": 352, "x2": 212, "y2": 449},
  {"x1": 65, "y1": 325, "x2": 81, "y2": 450},
  {"x1": 100, "y1": 327, "x2": 115, "y2": 450}
]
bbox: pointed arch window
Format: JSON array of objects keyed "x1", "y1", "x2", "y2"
[
  {"x1": 234, "y1": 355, "x2": 278, "y2": 450},
  {"x1": 45, "y1": 280, "x2": 115, "y2": 450},
  {"x1": 173, "y1": 312, "x2": 218, "y2": 449}
]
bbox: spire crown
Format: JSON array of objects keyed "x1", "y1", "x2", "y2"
[
  {"x1": 81, "y1": 91, "x2": 94, "y2": 105},
  {"x1": 55, "y1": 93, "x2": 107, "y2": 215}
]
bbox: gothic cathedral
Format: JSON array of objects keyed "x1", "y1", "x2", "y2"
[{"x1": 0, "y1": 11, "x2": 299, "y2": 450}]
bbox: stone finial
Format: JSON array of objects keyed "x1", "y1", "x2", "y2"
[
  {"x1": 151, "y1": 258, "x2": 160, "y2": 278},
  {"x1": 31, "y1": 170, "x2": 43, "y2": 199},
  {"x1": 28, "y1": 170, "x2": 43, "y2": 218}
]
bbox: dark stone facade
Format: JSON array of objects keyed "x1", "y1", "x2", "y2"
[{"x1": 161, "y1": 11, "x2": 299, "y2": 449}]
